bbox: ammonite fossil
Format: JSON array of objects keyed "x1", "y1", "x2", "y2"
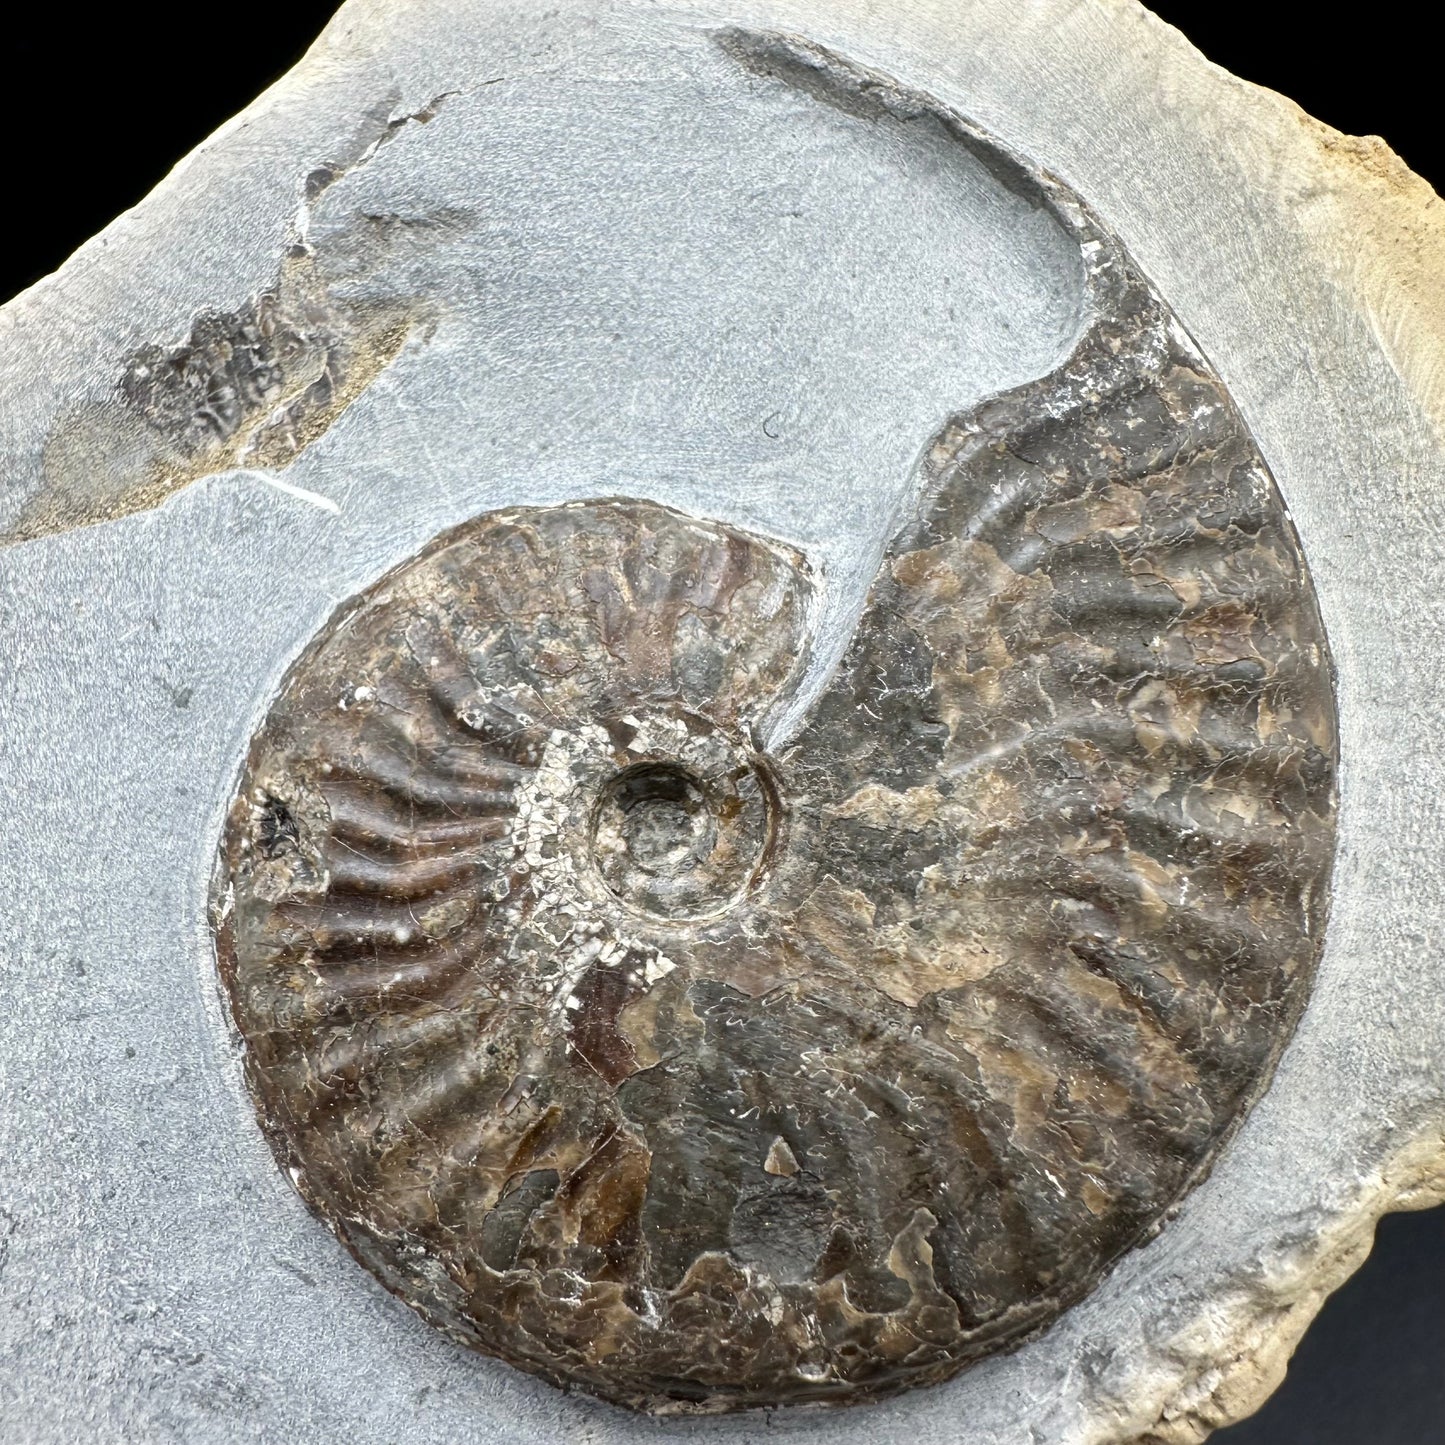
[{"x1": 215, "y1": 39, "x2": 1338, "y2": 1415}]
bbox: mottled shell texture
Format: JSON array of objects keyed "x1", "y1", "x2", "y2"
[{"x1": 215, "y1": 39, "x2": 1338, "y2": 1418}]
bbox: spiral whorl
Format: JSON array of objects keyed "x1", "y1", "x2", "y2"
[{"x1": 214, "y1": 57, "x2": 1337, "y2": 1415}]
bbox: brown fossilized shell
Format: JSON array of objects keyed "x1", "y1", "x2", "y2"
[{"x1": 214, "y1": 47, "x2": 1338, "y2": 1417}]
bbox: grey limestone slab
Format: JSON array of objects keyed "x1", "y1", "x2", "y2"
[{"x1": 2, "y1": 1, "x2": 1442, "y2": 1441}]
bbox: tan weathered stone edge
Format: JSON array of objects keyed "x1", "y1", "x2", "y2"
[
  {"x1": 1112, "y1": 1129, "x2": 1445, "y2": 1443},
  {"x1": 1135, "y1": 0, "x2": 1445, "y2": 446}
]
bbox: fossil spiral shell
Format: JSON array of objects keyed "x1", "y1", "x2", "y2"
[{"x1": 215, "y1": 48, "x2": 1338, "y2": 1417}]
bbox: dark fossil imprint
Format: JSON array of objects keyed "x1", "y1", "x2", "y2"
[{"x1": 214, "y1": 36, "x2": 1338, "y2": 1415}]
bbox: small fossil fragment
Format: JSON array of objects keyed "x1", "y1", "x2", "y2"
[{"x1": 214, "y1": 51, "x2": 1338, "y2": 1416}]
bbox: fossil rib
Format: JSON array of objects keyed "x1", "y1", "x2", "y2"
[{"x1": 214, "y1": 57, "x2": 1337, "y2": 1416}]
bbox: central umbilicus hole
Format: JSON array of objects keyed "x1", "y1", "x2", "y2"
[{"x1": 607, "y1": 763, "x2": 714, "y2": 876}]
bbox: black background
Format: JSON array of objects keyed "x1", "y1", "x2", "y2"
[{"x1": 3, "y1": 4, "x2": 1442, "y2": 1440}]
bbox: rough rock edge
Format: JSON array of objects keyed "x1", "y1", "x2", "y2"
[
  {"x1": 1134, "y1": 2, "x2": 1445, "y2": 447},
  {"x1": 1101, "y1": 1128, "x2": 1445, "y2": 1443}
]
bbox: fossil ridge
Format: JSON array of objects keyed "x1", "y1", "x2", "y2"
[{"x1": 215, "y1": 67, "x2": 1339, "y2": 1408}]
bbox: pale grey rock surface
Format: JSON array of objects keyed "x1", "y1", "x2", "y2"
[{"x1": 1, "y1": 1, "x2": 1443, "y2": 1442}]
